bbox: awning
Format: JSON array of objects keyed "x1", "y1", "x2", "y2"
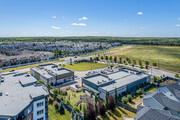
[{"x1": 84, "y1": 85, "x2": 100, "y2": 94}]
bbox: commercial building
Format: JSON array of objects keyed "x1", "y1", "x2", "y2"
[
  {"x1": 0, "y1": 72, "x2": 49, "y2": 120},
  {"x1": 30, "y1": 63, "x2": 74, "y2": 86},
  {"x1": 82, "y1": 68, "x2": 150, "y2": 100}
]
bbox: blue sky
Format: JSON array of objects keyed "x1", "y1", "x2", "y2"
[{"x1": 0, "y1": 0, "x2": 180, "y2": 37}]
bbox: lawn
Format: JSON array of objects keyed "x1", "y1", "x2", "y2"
[
  {"x1": 108, "y1": 45, "x2": 180, "y2": 73},
  {"x1": 2, "y1": 59, "x2": 64, "y2": 73},
  {"x1": 127, "y1": 96, "x2": 144, "y2": 109},
  {"x1": 77, "y1": 103, "x2": 87, "y2": 112},
  {"x1": 145, "y1": 87, "x2": 157, "y2": 93},
  {"x1": 48, "y1": 105, "x2": 71, "y2": 120},
  {"x1": 64, "y1": 62, "x2": 109, "y2": 71},
  {"x1": 99, "y1": 107, "x2": 136, "y2": 120},
  {"x1": 62, "y1": 89, "x2": 86, "y2": 106}
]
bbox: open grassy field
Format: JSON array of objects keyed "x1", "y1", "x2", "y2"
[
  {"x1": 2, "y1": 59, "x2": 64, "y2": 73},
  {"x1": 99, "y1": 107, "x2": 136, "y2": 120},
  {"x1": 48, "y1": 105, "x2": 71, "y2": 120},
  {"x1": 108, "y1": 45, "x2": 180, "y2": 73},
  {"x1": 81, "y1": 45, "x2": 128, "y2": 57},
  {"x1": 64, "y1": 62, "x2": 109, "y2": 71},
  {"x1": 145, "y1": 87, "x2": 157, "y2": 93}
]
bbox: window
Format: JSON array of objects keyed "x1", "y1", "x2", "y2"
[
  {"x1": 37, "y1": 110, "x2": 43, "y2": 115},
  {"x1": 37, "y1": 102, "x2": 44, "y2": 107},
  {"x1": 37, "y1": 117, "x2": 43, "y2": 120}
]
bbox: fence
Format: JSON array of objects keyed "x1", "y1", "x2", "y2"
[
  {"x1": 156, "y1": 76, "x2": 180, "y2": 83},
  {"x1": 117, "y1": 101, "x2": 137, "y2": 113}
]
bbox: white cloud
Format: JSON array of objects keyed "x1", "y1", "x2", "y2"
[
  {"x1": 72, "y1": 23, "x2": 86, "y2": 26},
  {"x1": 62, "y1": 16, "x2": 65, "y2": 19},
  {"x1": 137, "y1": 12, "x2": 143, "y2": 15},
  {"x1": 51, "y1": 26, "x2": 61, "y2": 29},
  {"x1": 177, "y1": 18, "x2": 180, "y2": 20},
  {"x1": 175, "y1": 24, "x2": 180, "y2": 27},
  {"x1": 52, "y1": 16, "x2": 56, "y2": 19},
  {"x1": 79, "y1": 17, "x2": 88, "y2": 21}
]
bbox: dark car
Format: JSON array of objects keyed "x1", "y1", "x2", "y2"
[{"x1": 9, "y1": 70, "x2": 15, "y2": 72}]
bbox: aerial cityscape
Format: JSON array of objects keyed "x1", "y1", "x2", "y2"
[{"x1": 0, "y1": 0, "x2": 180, "y2": 120}]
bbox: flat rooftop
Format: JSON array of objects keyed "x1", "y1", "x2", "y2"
[
  {"x1": 84, "y1": 69, "x2": 149, "y2": 92},
  {"x1": 0, "y1": 73, "x2": 49, "y2": 117}
]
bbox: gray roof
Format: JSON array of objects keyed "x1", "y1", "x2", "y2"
[
  {"x1": 137, "y1": 106, "x2": 180, "y2": 120},
  {"x1": 84, "y1": 69, "x2": 149, "y2": 92},
  {"x1": 144, "y1": 92, "x2": 180, "y2": 112},
  {"x1": 101, "y1": 71, "x2": 149, "y2": 91},
  {"x1": 0, "y1": 73, "x2": 49, "y2": 117},
  {"x1": 166, "y1": 82, "x2": 180, "y2": 99}
]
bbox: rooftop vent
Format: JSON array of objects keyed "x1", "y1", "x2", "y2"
[{"x1": 5, "y1": 93, "x2": 8, "y2": 96}]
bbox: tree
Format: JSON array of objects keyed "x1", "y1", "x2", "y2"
[
  {"x1": 132, "y1": 64, "x2": 135, "y2": 68},
  {"x1": 105, "y1": 56, "x2": 108, "y2": 61},
  {"x1": 86, "y1": 103, "x2": 96, "y2": 120},
  {"x1": 38, "y1": 80, "x2": 45, "y2": 84},
  {"x1": 138, "y1": 60, "x2": 142, "y2": 66},
  {"x1": 133, "y1": 60, "x2": 136, "y2": 65},
  {"x1": 114, "y1": 88, "x2": 118, "y2": 104},
  {"x1": 109, "y1": 56, "x2": 112, "y2": 61},
  {"x1": 47, "y1": 83, "x2": 52, "y2": 93},
  {"x1": 127, "y1": 94, "x2": 133, "y2": 102},
  {"x1": 137, "y1": 89, "x2": 143, "y2": 95},
  {"x1": 59, "y1": 102, "x2": 65, "y2": 114},
  {"x1": 121, "y1": 97, "x2": 128, "y2": 104},
  {"x1": 90, "y1": 57, "x2": 93, "y2": 62},
  {"x1": 101, "y1": 56, "x2": 104, "y2": 60},
  {"x1": 114, "y1": 56, "x2": 117, "y2": 63},
  {"x1": 175, "y1": 73, "x2": 179, "y2": 78},
  {"x1": 128, "y1": 60, "x2": 131, "y2": 64},
  {"x1": 105, "y1": 91, "x2": 109, "y2": 110},
  {"x1": 126, "y1": 57, "x2": 129, "y2": 61},
  {"x1": 140, "y1": 65, "x2": 144, "y2": 69},
  {"x1": 73, "y1": 106, "x2": 80, "y2": 112},
  {"x1": 80, "y1": 104, "x2": 82, "y2": 111},
  {"x1": 49, "y1": 98, "x2": 54, "y2": 105},
  {"x1": 119, "y1": 57, "x2": 122, "y2": 63},
  {"x1": 152, "y1": 62, "x2": 157, "y2": 66},
  {"x1": 53, "y1": 88, "x2": 59, "y2": 100},
  {"x1": 83, "y1": 104, "x2": 87, "y2": 120},
  {"x1": 54, "y1": 103, "x2": 59, "y2": 111},
  {"x1": 145, "y1": 61, "x2": 149, "y2": 69},
  {"x1": 108, "y1": 95, "x2": 116, "y2": 111},
  {"x1": 71, "y1": 110, "x2": 75, "y2": 119},
  {"x1": 98, "y1": 101, "x2": 106, "y2": 116}
]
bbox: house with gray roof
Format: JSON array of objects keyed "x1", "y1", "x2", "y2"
[{"x1": 0, "y1": 72, "x2": 49, "y2": 120}]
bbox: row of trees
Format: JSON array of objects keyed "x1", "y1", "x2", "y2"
[
  {"x1": 91, "y1": 55, "x2": 158, "y2": 69},
  {"x1": 1, "y1": 37, "x2": 179, "y2": 46}
]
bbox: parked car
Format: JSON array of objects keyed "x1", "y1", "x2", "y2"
[
  {"x1": 75, "y1": 84, "x2": 81, "y2": 88},
  {"x1": 9, "y1": 70, "x2": 15, "y2": 72},
  {"x1": 101, "y1": 70, "x2": 107, "y2": 74}
]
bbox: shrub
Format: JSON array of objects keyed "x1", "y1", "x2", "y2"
[
  {"x1": 175, "y1": 73, "x2": 179, "y2": 78},
  {"x1": 121, "y1": 97, "x2": 128, "y2": 104},
  {"x1": 49, "y1": 98, "x2": 54, "y2": 105},
  {"x1": 127, "y1": 95, "x2": 133, "y2": 102},
  {"x1": 152, "y1": 62, "x2": 157, "y2": 66},
  {"x1": 136, "y1": 89, "x2": 143, "y2": 95},
  {"x1": 54, "y1": 103, "x2": 59, "y2": 111},
  {"x1": 98, "y1": 101, "x2": 106, "y2": 116},
  {"x1": 66, "y1": 100, "x2": 71, "y2": 106}
]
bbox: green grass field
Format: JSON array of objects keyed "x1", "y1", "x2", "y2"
[
  {"x1": 108, "y1": 45, "x2": 180, "y2": 73},
  {"x1": 64, "y1": 62, "x2": 109, "y2": 71},
  {"x1": 145, "y1": 87, "x2": 157, "y2": 93},
  {"x1": 63, "y1": 90, "x2": 86, "y2": 106},
  {"x1": 2, "y1": 59, "x2": 64, "y2": 73},
  {"x1": 48, "y1": 105, "x2": 71, "y2": 120},
  {"x1": 99, "y1": 107, "x2": 136, "y2": 120},
  {"x1": 81, "y1": 45, "x2": 127, "y2": 57}
]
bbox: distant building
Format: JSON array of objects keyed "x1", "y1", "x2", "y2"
[
  {"x1": 0, "y1": 72, "x2": 49, "y2": 120},
  {"x1": 30, "y1": 63, "x2": 74, "y2": 86},
  {"x1": 82, "y1": 67, "x2": 150, "y2": 100}
]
